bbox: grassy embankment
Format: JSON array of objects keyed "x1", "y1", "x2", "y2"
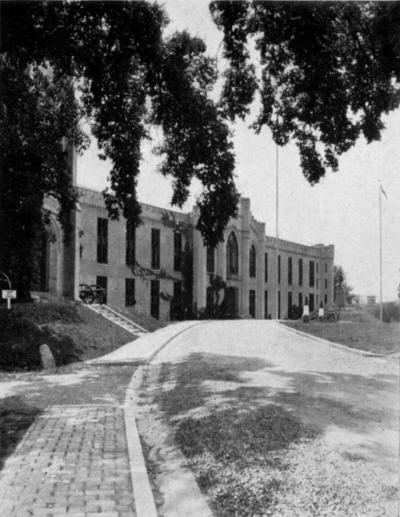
[
  {"x1": 282, "y1": 305, "x2": 400, "y2": 355},
  {"x1": 0, "y1": 301, "x2": 165, "y2": 371}
]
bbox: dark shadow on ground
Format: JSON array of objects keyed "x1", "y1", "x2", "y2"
[
  {"x1": 0, "y1": 396, "x2": 42, "y2": 471},
  {"x1": 157, "y1": 353, "x2": 274, "y2": 417},
  {"x1": 153, "y1": 352, "x2": 397, "y2": 463},
  {"x1": 146, "y1": 352, "x2": 398, "y2": 517},
  {"x1": 2, "y1": 365, "x2": 135, "y2": 408}
]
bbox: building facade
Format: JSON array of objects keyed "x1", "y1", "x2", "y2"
[{"x1": 40, "y1": 184, "x2": 334, "y2": 321}]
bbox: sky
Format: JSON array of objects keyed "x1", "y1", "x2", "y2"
[{"x1": 77, "y1": 0, "x2": 400, "y2": 302}]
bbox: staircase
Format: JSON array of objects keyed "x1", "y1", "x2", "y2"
[{"x1": 87, "y1": 304, "x2": 148, "y2": 338}]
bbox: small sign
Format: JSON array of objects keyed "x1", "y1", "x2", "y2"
[{"x1": 2, "y1": 290, "x2": 16, "y2": 299}]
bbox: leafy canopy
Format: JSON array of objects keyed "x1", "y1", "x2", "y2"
[
  {"x1": 0, "y1": 0, "x2": 239, "y2": 291},
  {"x1": 210, "y1": 1, "x2": 400, "y2": 183}
]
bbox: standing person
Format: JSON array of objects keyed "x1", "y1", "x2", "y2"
[
  {"x1": 303, "y1": 296, "x2": 310, "y2": 323},
  {"x1": 318, "y1": 301, "x2": 324, "y2": 322}
]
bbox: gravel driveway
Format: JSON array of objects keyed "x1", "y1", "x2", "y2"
[{"x1": 139, "y1": 319, "x2": 399, "y2": 516}]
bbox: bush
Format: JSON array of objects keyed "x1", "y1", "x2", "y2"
[{"x1": 372, "y1": 302, "x2": 400, "y2": 323}]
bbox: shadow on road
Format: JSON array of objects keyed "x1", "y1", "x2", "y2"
[
  {"x1": 0, "y1": 396, "x2": 42, "y2": 472},
  {"x1": 153, "y1": 351, "x2": 397, "y2": 467},
  {"x1": 145, "y1": 351, "x2": 398, "y2": 516}
]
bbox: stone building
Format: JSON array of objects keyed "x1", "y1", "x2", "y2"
[{"x1": 39, "y1": 181, "x2": 335, "y2": 320}]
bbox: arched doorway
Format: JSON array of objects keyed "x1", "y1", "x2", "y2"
[{"x1": 33, "y1": 218, "x2": 61, "y2": 294}]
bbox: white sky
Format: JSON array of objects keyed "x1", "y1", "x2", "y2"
[{"x1": 77, "y1": 0, "x2": 400, "y2": 302}]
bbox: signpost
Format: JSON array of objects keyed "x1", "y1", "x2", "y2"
[{"x1": 2, "y1": 289, "x2": 16, "y2": 310}]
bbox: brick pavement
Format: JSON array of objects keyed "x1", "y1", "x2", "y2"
[{"x1": 0, "y1": 405, "x2": 136, "y2": 517}]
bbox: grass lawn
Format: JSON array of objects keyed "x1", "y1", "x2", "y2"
[
  {"x1": 0, "y1": 300, "x2": 164, "y2": 371},
  {"x1": 283, "y1": 306, "x2": 400, "y2": 356},
  {"x1": 141, "y1": 350, "x2": 397, "y2": 517}
]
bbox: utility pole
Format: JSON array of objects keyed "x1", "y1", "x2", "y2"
[{"x1": 378, "y1": 180, "x2": 385, "y2": 322}]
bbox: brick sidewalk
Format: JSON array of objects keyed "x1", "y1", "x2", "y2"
[{"x1": 0, "y1": 405, "x2": 136, "y2": 517}]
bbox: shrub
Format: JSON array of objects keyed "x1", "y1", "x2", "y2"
[{"x1": 372, "y1": 302, "x2": 400, "y2": 323}]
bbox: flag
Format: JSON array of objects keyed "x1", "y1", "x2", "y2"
[{"x1": 380, "y1": 183, "x2": 388, "y2": 199}]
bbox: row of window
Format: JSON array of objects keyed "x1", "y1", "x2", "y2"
[
  {"x1": 208, "y1": 231, "x2": 329, "y2": 289},
  {"x1": 92, "y1": 275, "x2": 183, "y2": 320},
  {"x1": 95, "y1": 274, "x2": 329, "y2": 321},
  {"x1": 97, "y1": 218, "x2": 183, "y2": 271},
  {"x1": 98, "y1": 221, "x2": 330, "y2": 290}
]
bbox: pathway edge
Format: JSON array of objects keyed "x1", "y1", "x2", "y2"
[{"x1": 123, "y1": 321, "x2": 207, "y2": 517}]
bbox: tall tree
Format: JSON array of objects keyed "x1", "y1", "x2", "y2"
[
  {"x1": 334, "y1": 265, "x2": 354, "y2": 304},
  {"x1": 0, "y1": 1, "x2": 239, "y2": 294},
  {"x1": 210, "y1": 1, "x2": 400, "y2": 183}
]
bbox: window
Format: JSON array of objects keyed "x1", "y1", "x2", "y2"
[
  {"x1": 264, "y1": 290, "x2": 268, "y2": 319},
  {"x1": 316, "y1": 263, "x2": 319, "y2": 273},
  {"x1": 207, "y1": 246, "x2": 215, "y2": 274},
  {"x1": 278, "y1": 291, "x2": 281, "y2": 319},
  {"x1": 126, "y1": 220, "x2": 136, "y2": 266},
  {"x1": 288, "y1": 292, "x2": 293, "y2": 317},
  {"x1": 174, "y1": 232, "x2": 182, "y2": 271},
  {"x1": 249, "y1": 290, "x2": 256, "y2": 318},
  {"x1": 325, "y1": 263, "x2": 328, "y2": 273},
  {"x1": 298, "y1": 292, "x2": 303, "y2": 308},
  {"x1": 150, "y1": 280, "x2": 160, "y2": 319},
  {"x1": 172, "y1": 281, "x2": 183, "y2": 320},
  {"x1": 316, "y1": 279, "x2": 319, "y2": 289},
  {"x1": 125, "y1": 278, "x2": 135, "y2": 306},
  {"x1": 227, "y1": 232, "x2": 239, "y2": 276},
  {"x1": 151, "y1": 228, "x2": 160, "y2": 269},
  {"x1": 309, "y1": 293, "x2": 315, "y2": 312},
  {"x1": 316, "y1": 294, "x2": 319, "y2": 307},
  {"x1": 249, "y1": 245, "x2": 256, "y2": 278},
  {"x1": 288, "y1": 257, "x2": 292, "y2": 285},
  {"x1": 264, "y1": 253, "x2": 268, "y2": 282},
  {"x1": 278, "y1": 255, "x2": 281, "y2": 284},
  {"x1": 325, "y1": 278, "x2": 328, "y2": 289},
  {"x1": 324, "y1": 294, "x2": 328, "y2": 304},
  {"x1": 309, "y1": 260, "x2": 315, "y2": 287},
  {"x1": 97, "y1": 218, "x2": 108, "y2": 264},
  {"x1": 299, "y1": 258, "x2": 303, "y2": 286},
  {"x1": 96, "y1": 276, "x2": 107, "y2": 304}
]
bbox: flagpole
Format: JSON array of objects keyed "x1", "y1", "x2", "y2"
[
  {"x1": 275, "y1": 143, "x2": 279, "y2": 319},
  {"x1": 379, "y1": 181, "x2": 383, "y2": 322}
]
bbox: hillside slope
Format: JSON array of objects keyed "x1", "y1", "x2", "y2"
[{"x1": 0, "y1": 302, "x2": 163, "y2": 371}]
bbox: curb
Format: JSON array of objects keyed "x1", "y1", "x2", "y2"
[
  {"x1": 278, "y1": 322, "x2": 388, "y2": 359},
  {"x1": 146, "y1": 321, "x2": 207, "y2": 363},
  {"x1": 123, "y1": 321, "x2": 207, "y2": 517}
]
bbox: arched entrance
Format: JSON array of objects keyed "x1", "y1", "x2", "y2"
[{"x1": 34, "y1": 218, "x2": 61, "y2": 295}]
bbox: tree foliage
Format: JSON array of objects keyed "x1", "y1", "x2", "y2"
[
  {"x1": 210, "y1": 1, "x2": 400, "y2": 183},
  {"x1": 0, "y1": 0, "x2": 238, "y2": 293},
  {"x1": 334, "y1": 265, "x2": 354, "y2": 304}
]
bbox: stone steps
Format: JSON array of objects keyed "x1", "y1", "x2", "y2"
[{"x1": 87, "y1": 304, "x2": 148, "y2": 337}]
